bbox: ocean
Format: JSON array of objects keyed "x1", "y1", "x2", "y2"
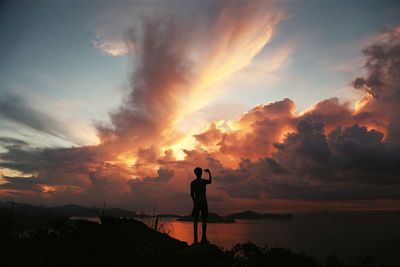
[{"x1": 157, "y1": 212, "x2": 400, "y2": 267}]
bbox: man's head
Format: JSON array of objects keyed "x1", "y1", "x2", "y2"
[{"x1": 194, "y1": 167, "x2": 202, "y2": 178}]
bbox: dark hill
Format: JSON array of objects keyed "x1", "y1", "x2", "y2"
[{"x1": 227, "y1": 210, "x2": 293, "y2": 220}]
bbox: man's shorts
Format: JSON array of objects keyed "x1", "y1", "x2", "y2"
[{"x1": 192, "y1": 201, "x2": 208, "y2": 219}]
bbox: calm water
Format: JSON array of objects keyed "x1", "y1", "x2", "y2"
[
  {"x1": 74, "y1": 212, "x2": 400, "y2": 267},
  {"x1": 158, "y1": 212, "x2": 400, "y2": 267}
]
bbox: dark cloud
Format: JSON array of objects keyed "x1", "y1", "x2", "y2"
[
  {"x1": 0, "y1": 144, "x2": 101, "y2": 188},
  {"x1": 0, "y1": 146, "x2": 46, "y2": 174},
  {"x1": 132, "y1": 167, "x2": 175, "y2": 183},
  {"x1": 301, "y1": 98, "x2": 355, "y2": 132},
  {"x1": 0, "y1": 93, "x2": 68, "y2": 139},
  {"x1": 327, "y1": 124, "x2": 400, "y2": 184},
  {"x1": 352, "y1": 29, "x2": 400, "y2": 102},
  {"x1": 276, "y1": 123, "x2": 326, "y2": 178},
  {"x1": 215, "y1": 158, "x2": 283, "y2": 199},
  {"x1": 352, "y1": 27, "x2": 400, "y2": 142},
  {"x1": 2, "y1": 176, "x2": 38, "y2": 184},
  {"x1": 0, "y1": 177, "x2": 43, "y2": 193},
  {"x1": 0, "y1": 137, "x2": 28, "y2": 148},
  {"x1": 152, "y1": 168, "x2": 174, "y2": 182},
  {"x1": 275, "y1": 121, "x2": 400, "y2": 185},
  {"x1": 216, "y1": 121, "x2": 400, "y2": 201}
]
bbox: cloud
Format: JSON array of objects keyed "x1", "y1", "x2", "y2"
[
  {"x1": 274, "y1": 121, "x2": 392, "y2": 185},
  {"x1": 0, "y1": 93, "x2": 67, "y2": 139},
  {"x1": 183, "y1": 28, "x2": 400, "y2": 204},
  {"x1": 352, "y1": 27, "x2": 400, "y2": 142},
  {"x1": 0, "y1": 93, "x2": 97, "y2": 147},
  {"x1": 218, "y1": 98, "x2": 296, "y2": 163},
  {"x1": 92, "y1": 38, "x2": 131, "y2": 56},
  {"x1": 96, "y1": 1, "x2": 284, "y2": 158},
  {"x1": 301, "y1": 98, "x2": 355, "y2": 132},
  {"x1": 5, "y1": 1, "x2": 284, "y2": 209},
  {"x1": 2, "y1": 5, "x2": 400, "y2": 212},
  {"x1": 0, "y1": 137, "x2": 28, "y2": 148},
  {"x1": 210, "y1": 121, "x2": 400, "y2": 202}
]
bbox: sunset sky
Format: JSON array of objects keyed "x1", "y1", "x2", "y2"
[{"x1": 1, "y1": 1, "x2": 400, "y2": 214}]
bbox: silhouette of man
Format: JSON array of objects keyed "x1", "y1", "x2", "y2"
[{"x1": 191, "y1": 167, "x2": 212, "y2": 244}]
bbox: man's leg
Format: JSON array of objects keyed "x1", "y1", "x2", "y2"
[
  {"x1": 201, "y1": 217, "x2": 207, "y2": 243},
  {"x1": 192, "y1": 203, "x2": 199, "y2": 244},
  {"x1": 193, "y1": 216, "x2": 199, "y2": 243},
  {"x1": 201, "y1": 202, "x2": 209, "y2": 243}
]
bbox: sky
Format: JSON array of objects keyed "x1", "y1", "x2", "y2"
[{"x1": 1, "y1": 0, "x2": 400, "y2": 214}]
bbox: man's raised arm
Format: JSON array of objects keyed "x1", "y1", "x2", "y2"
[{"x1": 204, "y1": 169, "x2": 212, "y2": 184}]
